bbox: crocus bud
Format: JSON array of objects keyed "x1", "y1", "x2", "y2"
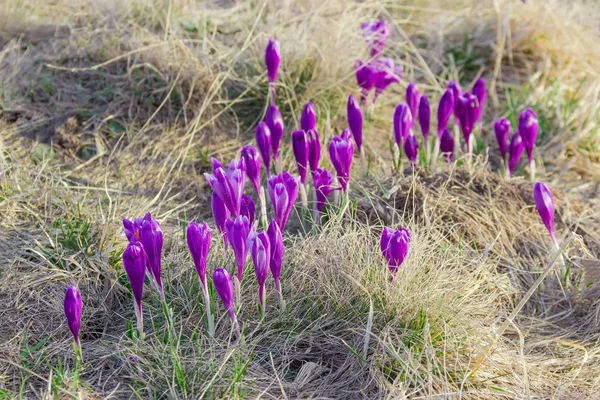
[
  {"x1": 140, "y1": 213, "x2": 164, "y2": 297},
  {"x1": 448, "y1": 81, "x2": 462, "y2": 118},
  {"x1": 240, "y1": 145, "x2": 261, "y2": 194},
  {"x1": 373, "y1": 58, "x2": 403, "y2": 103},
  {"x1": 472, "y1": 78, "x2": 486, "y2": 122},
  {"x1": 64, "y1": 285, "x2": 83, "y2": 346},
  {"x1": 403, "y1": 135, "x2": 419, "y2": 166},
  {"x1": 518, "y1": 108, "x2": 538, "y2": 162},
  {"x1": 123, "y1": 218, "x2": 143, "y2": 244},
  {"x1": 186, "y1": 222, "x2": 211, "y2": 289},
  {"x1": 456, "y1": 93, "x2": 478, "y2": 147},
  {"x1": 533, "y1": 182, "x2": 557, "y2": 246},
  {"x1": 225, "y1": 215, "x2": 253, "y2": 282},
  {"x1": 251, "y1": 232, "x2": 271, "y2": 312},
  {"x1": 437, "y1": 89, "x2": 454, "y2": 135},
  {"x1": 212, "y1": 192, "x2": 230, "y2": 249},
  {"x1": 267, "y1": 220, "x2": 284, "y2": 297},
  {"x1": 380, "y1": 228, "x2": 410, "y2": 281},
  {"x1": 122, "y1": 242, "x2": 146, "y2": 336},
  {"x1": 265, "y1": 40, "x2": 280, "y2": 84},
  {"x1": 268, "y1": 172, "x2": 299, "y2": 230},
  {"x1": 508, "y1": 132, "x2": 524, "y2": 176},
  {"x1": 255, "y1": 122, "x2": 272, "y2": 175},
  {"x1": 312, "y1": 168, "x2": 338, "y2": 212},
  {"x1": 361, "y1": 20, "x2": 390, "y2": 59},
  {"x1": 292, "y1": 130, "x2": 309, "y2": 184},
  {"x1": 306, "y1": 129, "x2": 321, "y2": 172},
  {"x1": 406, "y1": 83, "x2": 420, "y2": 123},
  {"x1": 439, "y1": 129, "x2": 455, "y2": 162},
  {"x1": 226, "y1": 158, "x2": 247, "y2": 216},
  {"x1": 240, "y1": 194, "x2": 256, "y2": 225},
  {"x1": 213, "y1": 268, "x2": 236, "y2": 326},
  {"x1": 266, "y1": 105, "x2": 284, "y2": 164},
  {"x1": 494, "y1": 119, "x2": 511, "y2": 160},
  {"x1": 300, "y1": 102, "x2": 316, "y2": 132},
  {"x1": 329, "y1": 129, "x2": 354, "y2": 192},
  {"x1": 347, "y1": 94, "x2": 363, "y2": 151},
  {"x1": 355, "y1": 60, "x2": 376, "y2": 105},
  {"x1": 393, "y1": 104, "x2": 412, "y2": 146},
  {"x1": 417, "y1": 95, "x2": 430, "y2": 141}
]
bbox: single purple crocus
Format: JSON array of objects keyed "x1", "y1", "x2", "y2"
[
  {"x1": 447, "y1": 81, "x2": 462, "y2": 119},
  {"x1": 301, "y1": 102, "x2": 317, "y2": 132},
  {"x1": 139, "y1": 213, "x2": 164, "y2": 299},
  {"x1": 393, "y1": 104, "x2": 412, "y2": 147},
  {"x1": 64, "y1": 285, "x2": 83, "y2": 348},
  {"x1": 292, "y1": 130, "x2": 309, "y2": 184},
  {"x1": 204, "y1": 158, "x2": 246, "y2": 217},
  {"x1": 225, "y1": 215, "x2": 253, "y2": 283},
  {"x1": 534, "y1": 182, "x2": 558, "y2": 247},
  {"x1": 347, "y1": 94, "x2": 363, "y2": 151},
  {"x1": 437, "y1": 89, "x2": 454, "y2": 135},
  {"x1": 405, "y1": 83, "x2": 420, "y2": 124},
  {"x1": 266, "y1": 105, "x2": 284, "y2": 166},
  {"x1": 456, "y1": 93, "x2": 478, "y2": 151},
  {"x1": 518, "y1": 108, "x2": 538, "y2": 163},
  {"x1": 306, "y1": 129, "x2": 321, "y2": 172},
  {"x1": 373, "y1": 58, "x2": 403, "y2": 103},
  {"x1": 312, "y1": 168, "x2": 338, "y2": 213},
  {"x1": 240, "y1": 145, "x2": 261, "y2": 195},
  {"x1": 122, "y1": 242, "x2": 146, "y2": 337},
  {"x1": 268, "y1": 172, "x2": 299, "y2": 231},
  {"x1": 123, "y1": 218, "x2": 143, "y2": 244},
  {"x1": 186, "y1": 222, "x2": 211, "y2": 289},
  {"x1": 380, "y1": 228, "x2": 411, "y2": 281},
  {"x1": 472, "y1": 78, "x2": 486, "y2": 123},
  {"x1": 265, "y1": 40, "x2": 280, "y2": 85},
  {"x1": 329, "y1": 130, "x2": 354, "y2": 192},
  {"x1": 212, "y1": 268, "x2": 237, "y2": 332},
  {"x1": 418, "y1": 95, "x2": 430, "y2": 143},
  {"x1": 240, "y1": 194, "x2": 256, "y2": 225},
  {"x1": 508, "y1": 132, "x2": 524, "y2": 176},
  {"x1": 403, "y1": 135, "x2": 419, "y2": 166},
  {"x1": 212, "y1": 192, "x2": 230, "y2": 249},
  {"x1": 267, "y1": 220, "x2": 284, "y2": 308},
  {"x1": 439, "y1": 129, "x2": 455, "y2": 162},
  {"x1": 494, "y1": 119, "x2": 511, "y2": 162},
  {"x1": 355, "y1": 60, "x2": 376, "y2": 106},
  {"x1": 251, "y1": 232, "x2": 270, "y2": 315},
  {"x1": 255, "y1": 122, "x2": 272, "y2": 175},
  {"x1": 361, "y1": 20, "x2": 390, "y2": 59}
]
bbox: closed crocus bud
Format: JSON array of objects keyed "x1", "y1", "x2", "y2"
[
  {"x1": 393, "y1": 104, "x2": 412, "y2": 146},
  {"x1": 212, "y1": 268, "x2": 236, "y2": 327},
  {"x1": 240, "y1": 194, "x2": 256, "y2": 225},
  {"x1": 240, "y1": 146, "x2": 261, "y2": 194},
  {"x1": 508, "y1": 132, "x2": 524, "y2": 176},
  {"x1": 227, "y1": 158, "x2": 247, "y2": 216},
  {"x1": 534, "y1": 182, "x2": 558, "y2": 247},
  {"x1": 255, "y1": 122, "x2": 272, "y2": 175},
  {"x1": 292, "y1": 130, "x2": 309, "y2": 184},
  {"x1": 494, "y1": 119, "x2": 511, "y2": 160},
  {"x1": 518, "y1": 108, "x2": 538, "y2": 162},
  {"x1": 267, "y1": 220, "x2": 284, "y2": 301},
  {"x1": 123, "y1": 218, "x2": 143, "y2": 243},
  {"x1": 212, "y1": 192, "x2": 230, "y2": 249},
  {"x1": 122, "y1": 242, "x2": 146, "y2": 337},
  {"x1": 437, "y1": 89, "x2": 454, "y2": 135},
  {"x1": 140, "y1": 213, "x2": 164, "y2": 298},
  {"x1": 329, "y1": 130, "x2": 354, "y2": 192},
  {"x1": 472, "y1": 78, "x2": 486, "y2": 122},
  {"x1": 447, "y1": 81, "x2": 462, "y2": 118},
  {"x1": 225, "y1": 215, "x2": 253, "y2": 282},
  {"x1": 403, "y1": 135, "x2": 419, "y2": 166},
  {"x1": 347, "y1": 94, "x2": 363, "y2": 151},
  {"x1": 456, "y1": 93, "x2": 478, "y2": 147},
  {"x1": 205, "y1": 165, "x2": 236, "y2": 217},
  {"x1": 355, "y1": 60, "x2": 376, "y2": 105},
  {"x1": 306, "y1": 129, "x2": 321, "y2": 172},
  {"x1": 418, "y1": 95, "x2": 430, "y2": 141},
  {"x1": 267, "y1": 172, "x2": 299, "y2": 230},
  {"x1": 265, "y1": 40, "x2": 280, "y2": 84},
  {"x1": 312, "y1": 168, "x2": 338, "y2": 212},
  {"x1": 439, "y1": 129, "x2": 455, "y2": 162},
  {"x1": 380, "y1": 228, "x2": 411, "y2": 281},
  {"x1": 373, "y1": 58, "x2": 403, "y2": 103},
  {"x1": 251, "y1": 232, "x2": 271, "y2": 314},
  {"x1": 301, "y1": 102, "x2": 317, "y2": 132},
  {"x1": 266, "y1": 105, "x2": 284, "y2": 164},
  {"x1": 64, "y1": 285, "x2": 83, "y2": 347},
  {"x1": 186, "y1": 222, "x2": 211, "y2": 288},
  {"x1": 405, "y1": 83, "x2": 420, "y2": 123}
]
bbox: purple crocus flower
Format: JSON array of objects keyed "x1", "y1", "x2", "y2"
[
  {"x1": 122, "y1": 242, "x2": 146, "y2": 337},
  {"x1": 494, "y1": 119, "x2": 511, "y2": 161},
  {"x1": 380, "y1": 228, "x2": 410, "y2": 281},
  {"x1": 519, "y1": 108, "x2": 538, "y2": 163},
  {"x1": 212, "y1": 268, "x2": 237, "y2": 330},
  {"x1": 306, "y1": 129, "x2": 321, "y2": 172},
  {"x1": 268, "y1": 172, "x2": 299, "y2": 230},
  {"x1": 225, "y1": 215, "x2": 253, "y2": 283},
  {"x1": 240, "y1": 145, "x2": 261, "y2": 194},
  {"x1": 393, "y1": 104, "x2": 412, "y2": 147},
  {"x1": 140, "y1": 213, "x2": 164, "y2": 299},
  {"x1": 204, "y1": 158, "x2": 246, "y2": 217},
  {"x1": 312, "y1": 168, "x2": 338, "y2": 212},
  {"x1": 301, "y1": 102, "x2": 316, "y2": 132},
  {"x1": 418, "y1": 95, "x2": 430, "y2": 142},
  {"x1": 534, "y1": 182, "x2": 558, "y2": 247},
  {"x1": 266, "y1": 105, "x2": 284, "y2": 165},
  {"x1": 265, "y1": 40, "x2": 280, "y2": 85},
  {"x1": 439, "y1": 129, "x2": 455, "y2": 162},
  {"x1": 347, "y1": 94, "x2": 363, "y2": 151},
  {"x1": 472, "y1": 78, "x2": 486, "y2": 123},
  {"x1": 403, "y1": 135, "x2": 419, "y2": 166},
  {"x1": 447, "y1": 81, "x2": 462, "y2": 118},
  {"x1": 255, "y1": 122, "x2": 272, "y2": 175},
  {"x1": 373, "y1": 58, "x2": 403, "y2": 103},
  {"x1": 437, "y1": 89, "x2": 454, "y2": 135},
  {"x1": 361, "y1": 20, "x2": 390, "y2": 59},
  {"x1": 212, "y1": 192, "x2": 230, "y2": 249},
  {"x1": 292, "y1": 130, "x2": 309, "y2": 184},
  {"x1": 267, "y1": 220, "x2": 284, "y2": 305},
  {"x1": 251, "y1": 232, "x2": 270, "y2": 314},
  {"x1": 508, "y1": 132, "x2": 524, "y2": 176},
  {"x1": 123, "y1": 218, "x2": 143, "y2": 244},
  {"x1": 64, "y1": 285, "x2": 83, "y2": 347},
  {"x1": 329, "y1": 130, "x2": 354, "y2": 192},
  {"x1": 240, "y1": 194, "x2": 256, "y2": 225},
  {"x1": 456, "y1": 93, "x2": 478, "y2": 150},
  {"x1": 355, "y1": 60, "x2": 376, "y2": 105},
  {"x1": 186, "y1": 222, "x2": 210, "y2": 288},
  {"x1": 406, "y1": 83, "x2": 420, "y2": 123}
]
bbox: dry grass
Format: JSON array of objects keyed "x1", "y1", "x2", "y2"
[{"x1": 1, "y1": 0, "x2": 600, "y2": 398}]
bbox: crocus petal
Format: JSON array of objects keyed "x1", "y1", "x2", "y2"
[
  {"x1": 266, "y1": 105, "x2": 284, "y2": 163},
  {"x1": 494, "y1": 119, "x2": 511, "y2": 160},
  {"x1": 306, "y1": 129, "x2": 321, "y2": 172},
  {"x1": 417, "y1": 95, "x2": 430, "y2": 140},
  {"x1": 186, "y1": 222, "x2": 211, "y2": 288},
  {"x1": 140, "y1": 213, "x2": 163, "y2": 293},
  {"x1": 518, "y1": 108, "x2": 538, "y2": 162},
  {"x1": 241, "y1": 145, "x2": 262, "y2": 194},
  {"x1": 292, "y1": 130, "x2": 309, "y2": 184},
  {"x1": 255, "y1": 123, "x2": 272, "y2": 175},
  {"x1": 437, "y1": 89, "x2": 454, "y2": 135},
  {"x1": 439, "y1": 129, "x2": 455, "y2": 162},
  {"x1": 213, "y1": 268, "x2": 235, "y2": 322},
  {"x1": 301, "y1": 102, "x2": 317, "y2": 132},
  {"x1": 508, "y1": 132, "x2": 524, "y2": 175},
  {"x1": 533, "y1": 182, "x2": 557, "y2": 244},
  {"x1": 403, "y1": 135, "x2": 419, "y2": 165},
  {"x1": 347, "y1": 94, "x2": 363, "y2": 151},
  {"x1": 64, "y1": 286, "x2": 83, "y2": 346},
  {"x1": 240, "y1": 194, "x2": 256, "y2": 225}
]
